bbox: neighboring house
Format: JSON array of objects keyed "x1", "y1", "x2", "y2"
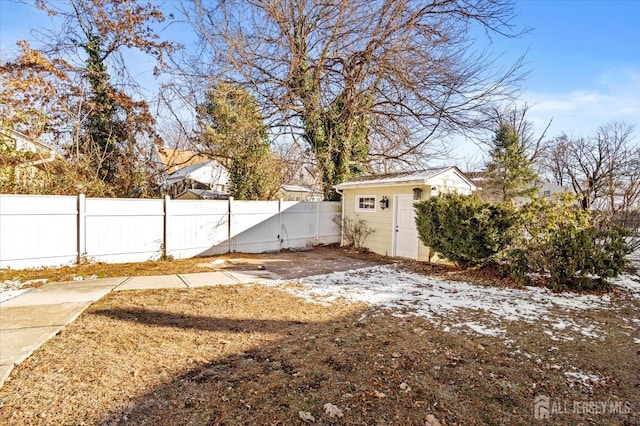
[
  {"x1": 164, "y1": 159, "x2": 229, "y2": 200},
  {"x1": 279, "y1": 184, "x2": 323, "y2": 202},
  {"x1": 153, "y1": 147, "x2": 212, "y2": 176},
  {"x1": 466, "y1": 171, "x2": 568, "y2": 202},
  {"x1": 334, "y1": 166, "x2": 477, "y2": 260},
  {"x1": 0, "y1": 129, "x2": 59, "y2": 186},
  {"x1": 153, "y1": 146, "x2": 229, "y2": 199},
  {"x1": 533, "y1": 180, "x2": 569, "y2": 200},
  {"x1": 279, "y1": 162, "x2": 323, "y2": 201}
]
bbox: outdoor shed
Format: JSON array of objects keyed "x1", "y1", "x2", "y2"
[{"x1": 334, "y1": 166, "x2": 477, "y2": 260}]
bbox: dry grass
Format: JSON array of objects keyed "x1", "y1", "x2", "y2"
[
  {"x1": 0, "y1": 245, "x2": 388, "y2": 286},
  {"x1": 0, "y1": 254, "x2": 256, "y2": 285},
  {"x1": 1, "y1": 280, "x2": 638, "y2": 425}
]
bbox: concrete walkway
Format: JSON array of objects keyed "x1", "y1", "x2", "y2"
[{"x1": 0, "y1": 270, "x2": 277, "y2": 389}]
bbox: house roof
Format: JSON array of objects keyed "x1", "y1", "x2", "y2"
[
  {"x1": 181, "y1": 189, "x2": 229, "y2": 200},
  {"x1": 0, "y1": 129, "x2": 57, "y2": 153},
  {"x1": 165, "y1": 159, "x2": 229, "y2": 187},
  {"x1": 334, "y1": 166, "x2": 477, "y2": 190},
  {"x1": 155, "y1": 147, "x2": 212, "y2": 175},
  {"x1": 281, "y1": 184, "x2": 316, "y2": 193},
  {"x1": 0, "y1": 129, "x2": 60, "y2": 166},
  {"x1": 537, "y1": 180, "x2": 568, "y2": 194},
  {"x1": 467, "y1": 171, "x2": 570, "y2": 196}
]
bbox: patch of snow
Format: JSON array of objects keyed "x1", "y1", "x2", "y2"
[
  {"x1": 578, "y1": 324, "x2": 601, "y2": 339},
  {"x1": 611, "y1": 244, "x2": 640, "y2": 297},
  {"x1": 634, "y1": 338, "x2": 640, "y2": 344},
  {"x1": 1, "y1": 278, "x2": 41, "y2": 304},
  {"x1": 0, "y1": 288, "x2": 29, "y2": 303},
  {"x1": 551, "y1": 321, "x2": 568, "y2": 330},
  {"x1": 564, "y1": 371, "x2": 602, "y2": 388},
  {"x1": 612, "y1": 274, "x2": 640, "y2": 299},
  {"x1": 461, "y1": 322, "x2": 505, "y2": 336},
  {"x1": 72, "y1": 274, "x2": 98, "y2": 281},
  {"x1": 267, "y1": 264, "x2": 611, "y2": 339}
]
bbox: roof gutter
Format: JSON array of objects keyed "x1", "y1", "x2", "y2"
[{"x1": 335, "y1": 179, "x2": 430, "y2": 190}]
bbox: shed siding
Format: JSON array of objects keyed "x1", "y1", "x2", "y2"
[
  {"x1": 342, "y1": 185, "x2": 430, "y2": 260},
  {"x1": 339, "y1": 168, "x2": 474, "y2": 260}
]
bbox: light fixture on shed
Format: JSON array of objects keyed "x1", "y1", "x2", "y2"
[
  {"x1": 380, "y1": 195, "x2": 389, "y2": 210},
  {"x1": 412, "y1": 187, "x2": 423, "y2": 201}
]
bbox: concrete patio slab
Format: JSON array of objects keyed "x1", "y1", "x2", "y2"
[
  {"x1": 179, "y1": 272, "x2": 239, "y2": 287},
  {"x1": 0, "y1": 277, "x2": 126, "y2": 307},
  {"x1": 0, "y1": 302, "x2": 90, "y2": 330},
  {"x1": 0, "y1": 325, "x2": 64, "y2": 366},
  {"x1": 115, "y1": 275, "x2": 188, "y2": 291},
  {"x1": 0, "y1": 365, "x2": 12, "y2": 388}
]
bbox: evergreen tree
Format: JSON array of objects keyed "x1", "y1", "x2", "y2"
[
  {"x1": 197, "y1": 83, "x2": 281, "y2": 200},
  {"x1": 486, "y1": 123, "x2": 539, "y2": 202}
]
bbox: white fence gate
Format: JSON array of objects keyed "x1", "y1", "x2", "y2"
[{"x1": 0, "y1": 194, "x2": 341, "y2": 269}]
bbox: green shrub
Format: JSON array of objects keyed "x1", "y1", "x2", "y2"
[
  {"x1": 506, "y1": 194, "x2": 631, "y2": 290},
  {"x1": 415, "y1": 193, "x2": 519, "y2": 267}
]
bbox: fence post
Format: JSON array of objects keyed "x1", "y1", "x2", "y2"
[
  {"x1": 278, "y1": 197, "x2": 283, "y2": 250},
  {"x1": 77, "y1": 193, "x2": 86, "y2": 265},
  {"x1": 316, "y1": 201, "x2": 321, "y2": 242},
  {"x1": 163, "y1": 195, "x2": 170, "y2": 259},
  {"x1": 228, "y1": 196, "x2": 233, "y2": 253}
]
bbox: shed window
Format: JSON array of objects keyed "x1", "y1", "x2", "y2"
[{"x1": 356, "y1": 195, "x2": 376, "y2": 212}]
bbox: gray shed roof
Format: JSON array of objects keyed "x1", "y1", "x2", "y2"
[{"x1": 335, "y1": 166, "x2": 476, "y2": 190}]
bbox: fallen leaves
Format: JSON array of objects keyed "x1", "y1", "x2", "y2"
[
  {"x1": 373, "y1": 390, "x2": 386, "y2": 399},
  {"x1": 298, "y1": 410, "x2": 315, "y2": 423},
  {"x1": 425, "y1": 414, "x2": 442, "y2": 426},
  {"x1": 1, "y1": 249, "x2": 638, "y2": 425},
  {"x1": 399, "y1": 382, "x2": 411, "y2": 393},
  {"x1": 323, "y1": 402, "x2": 344, "y2": 418}
]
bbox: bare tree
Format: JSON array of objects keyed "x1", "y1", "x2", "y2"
[
  {"x1": 543, "y1": 122, "x2": 638, "y2": 210},
  {"x1": 541, "y1": 122, "x2": 640, "y2": 248},
  {"x1": 1, "y1": 0, "x2": 176, "y2": 196},
  {"x1": 178, "y1": 0, "x2": 525, "y2": 199}
]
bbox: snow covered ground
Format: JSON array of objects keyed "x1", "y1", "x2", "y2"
[
  {"x1": 613, "y1": 245, "x2": 640, "y2": 298},
  {"x1": 268, "y1": 252, "x2": 640, "y2": 341},
  {"x1": 0, "y1": 287, "x2": 29, "y2": 304},
  {"x1": 2, "y1": 249, "x2": 638, "y2": 342},
  {"x1": 0, "y1": 279, "x2": 41, "y2": 303}
]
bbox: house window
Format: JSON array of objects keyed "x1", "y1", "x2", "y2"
[{"x1": 356, "y1": 195, "x2": 376, "y2": 212}]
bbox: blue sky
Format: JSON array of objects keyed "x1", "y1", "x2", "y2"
[
  {"x1": 1, "y1": 0, "x2": 638, "y2": 163},
  {"x1": 489, "y1": 1, "x2": 640, "y2": 138}
]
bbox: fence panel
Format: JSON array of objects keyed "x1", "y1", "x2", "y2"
[
  {"x1": 166, "y1": 199, "x2": 229, "y2": 259},
  {"x1": 0, "y1": 196, "x2": 342, "y2": 269},
  {"x1": 317, "y1": 202, "x2": 341, "y2": 243},
  {"x1": 0, "y1": 195, "x2": 78, "y2": 269},
  {"x1": 279, "y1": 202, "x2": 320, "y2": 249},
  {"x1": 228, "y1": 200, "x2": 280, "y2": 253},
  {"x1": 84, "y1": 198, "x2": 164, "y2": 263}
]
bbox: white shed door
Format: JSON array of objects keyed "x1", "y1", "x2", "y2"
[{"x1": 393, "y1": 195, "x2": 419, "y2": 259}]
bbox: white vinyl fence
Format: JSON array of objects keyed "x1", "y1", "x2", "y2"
[{"x1": 0, "y1": 194, "x2": 341, "y2": 269}]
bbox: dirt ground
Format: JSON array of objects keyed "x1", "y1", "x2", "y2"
[{"x1": 0, "y1": 247, "x2": 638, "y2": 425}]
